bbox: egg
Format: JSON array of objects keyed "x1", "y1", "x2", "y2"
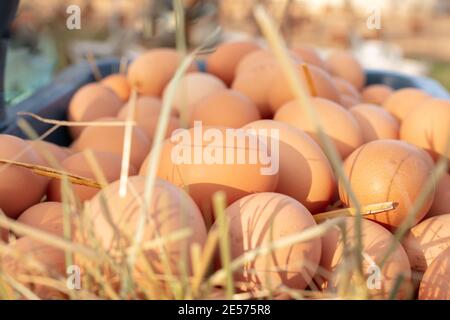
[
  {"x1": 274, "y1": 97, "x2": 364, "y2": 159},
  {"x1": 339, "y1": 140, "x2": 435, "y2": 229},
  {"x1": 340, "y1": 95, "x2": 360, "y2": 109},
  {"x1": 28, "y1": 140, "x2": 73, "y2": 166},
  {"x1": 269, "y1": 64, "x2": 341, "y2": 112},
  {"x1": 326, "y1": 50, "x2": 366, "y2": 90},
  {"x1": 402, "y1": 214, "x2": 450, "y2": 274},
  {"x1": 349, "y1": 104, "x2": 400, "y2": 142},
  {"x1": 139, "y1": 126, "x2": 279, "y2": 223},
  {"x1": 127, "y1": 48, "x2": 197, "y2": 96},
  {"x1": 206, "y1": 41, "x2": 260, "y2": 85},
  {"x1": 48, "y1": 151, "x2": 137, "y2": 202},
  {"x1": 72, "y1": 119, "x2": 150, "y2": 169},
  {"x1": 361, "y1": 84, "x2": 393, "y2": 105},
  {"x1": 317, "y1": 217, "x2": 412, "y2": 299},
  {"x1": 242, "y1": 120, "x2": 335, "y2": 213},
  {"x1": 400, "y1": 98, "x2": 450, "y2": 162},
  {"x1": 17, "y1": 202, "x2": 65, "y2": 236},
  {"x1": 382, "y1": 88, "x2": 430, "y2": 121},
  {"x1": 428, "y1": 174, "x2": 450, "y2": 217},
  {"x1": 0, "y1": 135, "x2": 48, "y2": 219},
  {"x1": 291, "y1": 45, "x2": 327, "y2": 70},
  {"x1": 232, "y1": 61, "x2": 279, "y2": 118},
  {"x1": 219, "y1": 192, "x2": 321, "y2": 292},
  {"x1": 190, "y1": 89, "x2": 261, "y2": 128},
  {"x1": 83, "y1": 176, "x2": 206, "y2": 275},
  {"x1": 117, "y1": 96, "x2": 180, "y2": 142},
  {"x1": 333, "y1": 77, "x2": 361, "y2": 100},
  {"x1": 235, "y1": 49, "x2": 300, "y2": 75},
  {"x1": 164, "y1": 72, "x2": 226, "y2": 120},
  {"x1": 67, "y1": 83, "x2": 123, "y2": 138},
  {"x1": 1, "y1": 237, "x2": 65, "y2": 299},
  {"x1": 101, "y1": 73, "x2": 131, "y2": 101},
  {"x1": 418, "y1": 247, "x2": 450, "y2": 300}
]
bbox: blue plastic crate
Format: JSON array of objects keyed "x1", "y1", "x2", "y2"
[{"x1": 1, "y1": 58, "x2": 448, "y2": 146}]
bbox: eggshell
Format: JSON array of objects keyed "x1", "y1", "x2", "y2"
[
  {"x1": 333, "y1": 77, "x2": 361, "y2": 100},
  {"x1": 418, "y1": 247, "x2": 450, "y2": 300},
  {"x1": 117, "y1": 96, "x2": 180, "y2": 142},
  {"x1": 291, "y1": 45, "x2": 327, "y2": 70},
  {"x1": 274, "y1": 97, "x2": 364, "y2": 159},
  {"x1": 382, "y1": 88, "x2": 430, "y2": 121},
  {"x1": 48, "y1": 151, "x2": 137, "y2": 202},
  {"x1": 127, "y1": 48, "x2": 197, "y2": 96},
  {"x1": 269, "y1": 64, "x2": 341, "y2": 112},
  {"x1": 339, "y1": 140, "x2": 435, "y2": 229},
  {"x1": 219, "y1": 192, "x2": 321, "y2": 291},
  {"x1": 362, "y1": 84, "x2": 393, "y2": 105},
  {"x1": 72, "y1": 120, "x2": 150, "y2": 169},
  {"x1": 235, "y1": 49, "x2": 300, "y2": 75},
  {"x1": 340, "y1": 95, "x2": 360, "y2": 109},
  {"x1": 84, "y1": 176, "x2": 206, "y2": 275},
  {"x1": 317, "y1": 217, "x2": 412, "y2": 299},
  {"x1": 400, "y1": 98, "x2": 450, "y2": 162},
  {"x1": 139, "y1": 126, "x2": 279, "y2": 223},
  {"x1": 190, "y1": 89, "x2": 261, "y2": 128},
  {"x1": 0, "y1": 134, "x2": 48, "y2": 219},
  {"x1": 28, "y1": 140, "x2": 73, "y2": 166},
  {"x1": 67, "y1": 83, "x2": 123, "y2": 138},
  {"x1": 243, "y1": 120, "x2": 335, "y2": 213},
  {"x1": 17, "y1": 202, "x2": 65, "y2": 236},
  {"x1": 206, "y1": 41, "x2": 260, "y2": 85},
  {"x1": 1, "y1": 237, "x2": 65, "y2": 299},
  {"x1": 101, "y1": 73, "x2": 131, "y2": 101},
  {"x1": 428, "y1": 174, "x2": 450, "y2": 217},
  {"x1": 326, "y1": 50, "x2": 366, "y2": 90},
  {"x1": 232, "y1": 61, "x2": 278, "y2": 118},
  {"x1": 402, "y1": 214, "x2": 450, "y2": 274},
  {"x1": 164, "y1": 72, "x2": 226, "y2": 120},
  {"x1": 349, "y1": 104, "x2": 400, "y2": 142}
]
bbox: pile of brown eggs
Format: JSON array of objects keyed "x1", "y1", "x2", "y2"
[{"x1": 0, "y1": 40, "x2": 449, "y2": 300}]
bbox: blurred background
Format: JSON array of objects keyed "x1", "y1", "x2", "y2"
[{"x1": 5, "y1": 0, "x2": 450, "y2": 105}]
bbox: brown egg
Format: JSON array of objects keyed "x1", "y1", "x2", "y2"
[
  {"x1": 48, "y1": 151, "x2": 137, "y2": 202},
  {"x1": 139, "y1": 126, "x2": 279, "y2": 223},
  {"x1": 340, "y1": 95, "x2": 360, "y2": 109},
  {"x1": 28, "y1": 140, "x2": 73, "y2": 166},
  {"x1": 127, "y1": 48, "x2": 197, "y2": 96},
  {"x1": 84, "y1": 176, "x2": 206, "y2": 275},
  {"x1": 418, "y1": 247, "x2": 450, "y2": 300},
  {"x1": 164, "y1": 72, "x2": 226, "y2": 120},
  {"x1": 68, "y1": 83, "x2": 123, "y2": 138},
  {"x1": 1, "y1": 237, "x2": 65, "y2": 299},
  {"x1": 326, "y1": 50, "x2": 366, "y2": 90},
  {"x1": 206, "y1": 41, "x2": 260, "y2": 85},
  {"x1": 232, "y1": 61, "x2": 279, "y2": 118},
  {"x1": 428, "y1": 174, "x2": 450, "y2": 217},
  {"x1": 400, "y1": 98, "x2": 450, "y2": 161},
  {"x1": 17, "y1": 202, "x2": 65, "y2": 236},
  {"x1": 362, "y1": 84, "x2": 393, "y2": 105},
  {"x1": 117, "y1": 96, "x2": 180, "y2": 142},
  {"x1": 291, "y1": 45, "x2": 327, "y2": 70},
  {"x1": 333, "y1": 77, "x2": 361, "y2": 100},
  {"x1": 402, "y1": 214, "x2": 450, "y2": 274},
  {"x1": 382, "y1": 88, "x2": 430, "y2": 121},
  {"x1": 269, "y1": 64, "x2": 341, "y2": 112},
  {"x1": 190, "y1": 89, "x2": 260, "y2": 128},
  {"x1": 220, "y1": 192, "x2": 321, "y2": 292},
  {"x1": 101, "y1": 73, "x2": 131, "y2": 101},
  {"x1": 339, "y1": 140, "x2": 435, "y2": 229},
  {"x1": 274, "y1": 98, "x2": 364, "y2": 159},
  {"x1": 235, "y1": 49, "x2": 300, "y2": 75},
  {"x1": 0, "y1": 135, "x2": 48, "y2": 219},
  {"x1": 317, "y1": 217, "x2": 412, "y2": 299},
  {"x1": 349, "y1": 104, "x2": 400, "y2": 142},
  {"x1": 243, "y1": 120, "x2": 335, "y2": 213},
  {"x1": 72, "y1": 119, "x2": 150, "y2": 169}
]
